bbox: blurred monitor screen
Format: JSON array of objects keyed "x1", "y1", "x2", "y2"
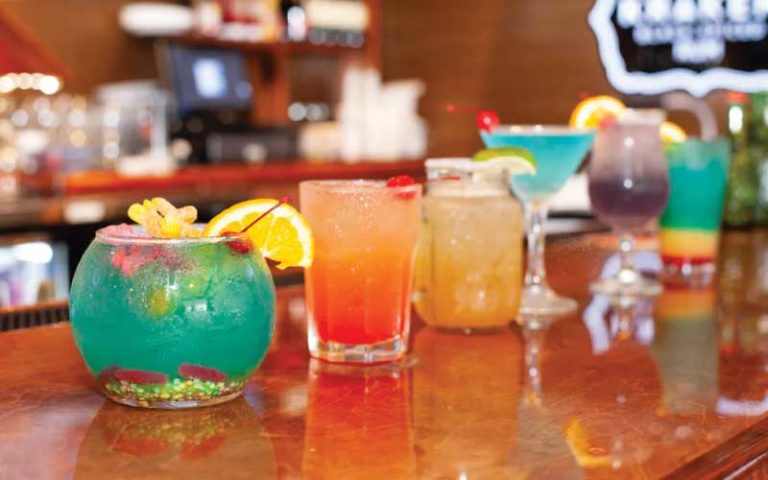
[
  {"x1": 166, "y1": 44, "x2": 253, "y2": 113},
  {"x1": 0, "y1": 237, "x2": 69, "y2": 307}
]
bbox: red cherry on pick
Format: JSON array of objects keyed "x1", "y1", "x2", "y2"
[
  {"x1": 386, "y1": 175, "x2": 417, "y2": 200},
  {"x1": 477, "y1": 110, "x2": 500, "y2": 132},
  {"x1": 386, "y1": 175, "x2": 416, "y2": 188},
  {"x1": 222, "y1": 231, "x2": 253, "y2": 254}
]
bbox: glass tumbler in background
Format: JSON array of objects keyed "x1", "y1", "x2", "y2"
[
  {"x1": 588, "y1": 109, "x2": 670, "y2": 297},
  {"x1": 414, "y1": 158, "x2": 523, "y2": 331},
  {"x1": 300, "y1": 180, "x2": 422, "y2": 363},
  {"x1": 659, "y1": 138, "x2": 730, "y2": 286}
]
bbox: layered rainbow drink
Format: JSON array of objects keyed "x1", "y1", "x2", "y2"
[{"x1": 659, "y1": 139, "x2": 730, "y2": 286}]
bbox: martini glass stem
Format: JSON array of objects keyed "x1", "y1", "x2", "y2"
[
  {"x1": 615, "y1": 231, "x2": 643, "y2": 286},
  {"x1": 618, "y1": 233, "x2": 635, "y2": 275},
  {"x1": 524, "y1": 203, "x2": 550, "y2": 290}
]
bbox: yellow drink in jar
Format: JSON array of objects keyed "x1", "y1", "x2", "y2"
[{"x1": 415, "y1": 160, "x2": 523, "y2": 330}]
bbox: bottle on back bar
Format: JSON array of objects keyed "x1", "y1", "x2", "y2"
[
  {"x1": 723, "y1": 93, "x2": 758, "y2": 228},
  {"x1": 752, "y1": 92, "x2": 768, "y2": 226}
]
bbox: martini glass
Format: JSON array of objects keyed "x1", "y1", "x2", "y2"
[{"x1": 481, "y1": 125, "x2": 595, "y2": 316}]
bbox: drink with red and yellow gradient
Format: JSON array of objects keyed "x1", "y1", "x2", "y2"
[
  {"x1": 300, "y1": 178, "x2": 422, "y2": 363},
  {"x1": 659, "y1": 138, "x2": 730, "y2": 286}
]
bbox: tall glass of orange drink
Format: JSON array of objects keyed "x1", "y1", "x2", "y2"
[{"x1": 300, "y1": 179, "x2": 422, "y2": 363}]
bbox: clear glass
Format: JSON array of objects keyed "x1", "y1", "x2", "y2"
[
  {"x1": 588, "y1": 109, "x2": 670, "y2": 297},
  {"x1": 414, "y1": 158, "x2": 523, "y2": 331},
  {"x1": 98, "y1": 85, "x2": 171, "y2": 171},
  {"x1": 481, "y1": 125, "x2": 596, "y2": 316},
  {"x1": 659, "y1": 138, "x2": 730, "y2": 287},
  {"x1": 300, "y1": 180, "x2": 422, "y2": 363},
  {"x1": 69, "y1": 226, "x2": 276, "y2": 409}
]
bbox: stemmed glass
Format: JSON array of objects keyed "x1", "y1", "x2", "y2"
[
  {"x1": 588, "y1": 109, "x2": 670, "y2": 297},
  {"x1": 481, "y1": 125, "x2": 596, "y2": 316}
]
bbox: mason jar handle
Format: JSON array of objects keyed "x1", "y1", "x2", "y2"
[{"x1": 661, "y1": 92, "x2": 718, "y2": 141}]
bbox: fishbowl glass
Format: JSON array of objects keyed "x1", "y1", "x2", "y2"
[{"x1": 69, "y1": 225, "x2": 275, "y2": 409}]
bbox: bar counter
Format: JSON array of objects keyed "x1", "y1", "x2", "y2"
[
  {"x1": 5, "y1": 160, "x2": 426, "y2": 229},
  {"x1": 3, "y1": 231, "x2": 768, "y2": 479}
]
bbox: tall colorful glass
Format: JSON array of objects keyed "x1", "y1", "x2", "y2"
[
  {"x1": 69, "y1": 226, "x2": 276, "y2": 409},
  {"x1": 659, "y1": 138, "x2": 730, "y2": 286},
  {"x1": 300, "y1": 180, "x2": 422, "y2": 363}
]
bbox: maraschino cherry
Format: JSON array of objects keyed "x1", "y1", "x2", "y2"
[
  {"x1": 386, "y1": 175, "x2": 418, "y2": 199},
  {"x1": 476, "y1": 110, "x2": 500, "y2": 132}
]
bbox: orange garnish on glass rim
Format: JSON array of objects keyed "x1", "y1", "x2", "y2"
[
  {"x1": 570, "y1": 95, "x2": 688, "y2": 143},
  {"x1": 569, "y1": 95, "x2": 626, "y2": 129},
  {"x1": 203, "y1": 198, "x2": 314, "y2": 269}
]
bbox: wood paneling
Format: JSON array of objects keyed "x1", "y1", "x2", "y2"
[
  {"x1": 0, "y1": 5, "x2": 71, "y2": 77},
  {"x1": 381, "y1": 1, "x2": 730, "y2": 155},
  {"x1": 0, "y1": 0, "x2": 174, "y2": 93},
  {"x1": 382, "y1": 0, "x2": 613, "y2": 157},
  {"x1": 1, "y1": 0, "x2": 728, "y2": 154}
]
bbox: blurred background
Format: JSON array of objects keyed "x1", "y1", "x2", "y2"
[
  {"x1": 5, "y1": 0, "x2": 712, "y2": 157},
  {"x1": 0, "y1": 0, "x2": 763, "y2": 311}
]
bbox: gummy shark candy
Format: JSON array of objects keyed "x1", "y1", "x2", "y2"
[
  {"x1": 178, "y1": 364, "x2": 228, "y2": 382},
  {"x1": 128, "y1": 198, "x2": 202, "y2": 238}
]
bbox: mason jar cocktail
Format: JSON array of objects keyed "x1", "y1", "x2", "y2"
[{"x1": 414, "y1": 158, "x2": 523, "y2": 330}]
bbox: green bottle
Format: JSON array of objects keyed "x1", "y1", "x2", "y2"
[
  {"x1": 752, "y1": 92, "x2": 768, "y2": 226},
  {"x1": 723, "y1": 93, "x2": 758, "y2": 228}
]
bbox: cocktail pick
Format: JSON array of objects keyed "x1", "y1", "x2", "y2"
[
  {"x1": 233, "y1": 196, "x2": 292, "y2": 234},
  {"x1": 222, "y1": 197, "x2": 292, "y2": 255},
  {"x1": 444, "y1": 102, "x2": 500, "y2": 132}
]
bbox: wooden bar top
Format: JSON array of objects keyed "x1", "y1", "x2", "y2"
[{"x1": 3, "y1": 231, "x2": 768, "y2": 479}]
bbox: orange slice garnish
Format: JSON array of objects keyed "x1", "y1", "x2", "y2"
[
  {"x1": 569, "y1": 95, "x2": 626, "y2": 129},
  {"x1": 203, "y1": 199, "x2": 313, "y2": 269}
]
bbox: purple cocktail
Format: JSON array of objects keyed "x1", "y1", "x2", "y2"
[{"x1": 588, "y1": 109, "x2": 670, "y2": 297}]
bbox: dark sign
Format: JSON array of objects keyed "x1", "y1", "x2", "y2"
[{"x1": 590, "y1": 0, "x2": 768, "y2": 96}]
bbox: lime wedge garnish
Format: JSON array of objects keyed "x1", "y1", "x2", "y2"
[
  {"x1": 472, "y1": 147, "x2": 537, "y2": 175},
  {"x1": 660, "y1": 121, "x2": 687, "y2": 144}
]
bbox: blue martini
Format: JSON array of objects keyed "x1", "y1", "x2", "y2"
[
  {"x1": 481, "y1": 126, "x2": 595, "y2": 203},
  {"x1": 481, "y1": 125, "x2": 595, "y2": 317}
]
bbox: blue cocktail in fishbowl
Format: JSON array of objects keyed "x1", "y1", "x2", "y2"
[{"x1": 70, "y1": 197, "x2": 313, "y2": 408}]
